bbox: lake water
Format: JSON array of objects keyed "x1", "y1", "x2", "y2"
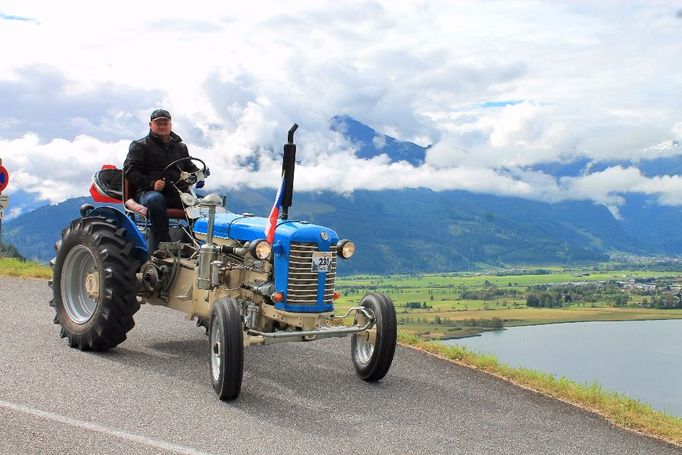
[{"x1": 442, "y1": 319, "x2": 682, "y2": 417}]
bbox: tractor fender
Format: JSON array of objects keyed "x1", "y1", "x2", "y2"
[{"x1": 89, "y1": 206, "x2": 149, "y2": 262}]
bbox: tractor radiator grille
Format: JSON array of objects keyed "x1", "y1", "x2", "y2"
[{"x1": 287, "y1": 242, "x2": 336, "y2": 305}]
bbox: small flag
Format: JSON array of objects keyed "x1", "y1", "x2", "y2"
[{"x1": 265, "y1": 176, "x2": 286, "y2": 244}]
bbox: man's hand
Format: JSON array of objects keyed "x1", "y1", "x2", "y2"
[{"x1": 153, "y1": 179, "x2": 166, "y2": 191}]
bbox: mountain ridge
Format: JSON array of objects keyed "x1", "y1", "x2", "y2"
[
  {"x1": 1, "y1": 187, "x2": 649, "y2": 274},
  {"x1": 3, "y1": 115, "x2": 682, "y2": 273}
]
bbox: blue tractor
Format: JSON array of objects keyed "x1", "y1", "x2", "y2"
[{"x1": 50, "y1": 124, "x2": 397, "y2": 400}]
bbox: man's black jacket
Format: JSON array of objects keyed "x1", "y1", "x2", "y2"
[{"x1": 124, "y1": 131, "x2": 198, "y2": 201}]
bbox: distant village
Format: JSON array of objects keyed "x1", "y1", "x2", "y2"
[
  {"x1": 547, "y1": 278, "x2": 679, "y2": 294},
  {"x1": 529, "y1": 274, "x2": 682, "y2": 309}
]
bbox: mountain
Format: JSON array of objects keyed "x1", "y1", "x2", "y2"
[
  {"x1": 2, "y1": 187, "x2": 641, "y2": 274},
  {"x1": 1, "y1": 189, "x2": 50, "y2": 219},
  {"x1": 618, "y1": 193, "x2": 682, "y2": 254},
  {"x1": 330, "y1": 115, "x2": 427, "y2": 165},
  {"x1": 293, "y1": 189, "x2": 629, "y2": 274},
  {"x1": 524, "y1": 145, "x2": 682, "y2": 251},
  {"x1": 4, "y1": 115, "x2": 682, "y2": 273},
  {"x1": 2, "y1": 197, "x2": 93, "y2": 261}
]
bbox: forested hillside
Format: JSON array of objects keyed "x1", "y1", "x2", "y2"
[{"x1": 2, "y1": 187, "x2": 646, "y2": 274}]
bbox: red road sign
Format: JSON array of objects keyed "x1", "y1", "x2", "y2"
[{"x1": 0, "y1": 165, "x2": 8, "y2": 192}]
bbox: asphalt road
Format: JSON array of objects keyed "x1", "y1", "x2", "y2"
[{"x1": 0, "y1": 276, "x2": 679, "y2": 454}]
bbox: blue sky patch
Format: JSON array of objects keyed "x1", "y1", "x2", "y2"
[
  {"x1": 481, "y1": 100, "x2": 523, "y2": 108},
  {"x1": 0, "y1": 12, "x2": 34, "y2": 22}
]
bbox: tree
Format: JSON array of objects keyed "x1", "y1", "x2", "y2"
[
  {"x1": 527, "y1": 294, "x2": 540, "y2": 307},
  {"x1": 0, "y1": 242, "x2": 24, "y2": 260},
  {"x1": 613, "y1": 294, "x2": 629, "y2": 307}
]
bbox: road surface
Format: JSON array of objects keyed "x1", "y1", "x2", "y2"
[{"x1": 0, "y1": 276, "x2": 678, "y2": 454}]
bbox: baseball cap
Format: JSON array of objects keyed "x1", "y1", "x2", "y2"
[{"x1": 150, "y1": 109, "x2": 171, "y2": 121}]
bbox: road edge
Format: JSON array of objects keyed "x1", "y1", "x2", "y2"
[{"x1": 398, "y1": 339, "x2": 682, "y2": 449}]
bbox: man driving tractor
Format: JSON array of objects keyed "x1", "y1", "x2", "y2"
[{"x1": 124, "y1": 109, "x2": 199, "y2": 251}]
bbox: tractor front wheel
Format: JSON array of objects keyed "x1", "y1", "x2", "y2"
[
  {"x1": 209, "y1": 297, "x2": 244, "y2": 400},
  {"x1": 351, "y1": 292, "x2": 397, "y2": 381}
]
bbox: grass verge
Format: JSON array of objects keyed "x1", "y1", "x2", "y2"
[
  {"x1": 0, "y1": 258, "x2": 51, "y2": 279},
  {"x1": 398, "y1": 331, "x2": 682, "y2": 447}
]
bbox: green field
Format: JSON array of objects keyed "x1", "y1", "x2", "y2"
[
  {"x1": 335, "y1": 267, "x2": 682, "y2": 339},
  {"x1": 4, "y1": 258, "x2": 682, "y2": 340}
]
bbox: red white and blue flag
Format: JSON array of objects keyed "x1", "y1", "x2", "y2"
[{"x1": 265, "y1": 176, "x2": 286, "y2": 244}]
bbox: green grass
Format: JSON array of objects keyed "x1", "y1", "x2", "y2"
[
  {"x1": 339, "y1": 269, "x2": 678, "y2": 288},
  {"x1": 0, "y1": 258, "x2": 51, "y2": 279},
  {"x1": 335, "y1": 268, "x2": 682, "y2": 339},
  {"x1": 398, "y1": 332, "x2": 682, "y2": 447}
]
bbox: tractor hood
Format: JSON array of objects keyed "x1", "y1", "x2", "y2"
[{"x1": 193, "y1": 212, "x2": 339, "y2": 247}]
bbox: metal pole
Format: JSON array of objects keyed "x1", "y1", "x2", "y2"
[
  {"x1": 280, "y1": 124, "x2": 298, "y2": 221},
  {"x1": 0, "y1": 157, "x2": 3, "y2": 248}
]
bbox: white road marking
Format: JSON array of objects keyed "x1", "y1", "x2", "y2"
[{"x1": 0, "y1": 399, "x2": 212, "y2": 455}]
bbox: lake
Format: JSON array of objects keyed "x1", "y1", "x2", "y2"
[{"x1": 442, "y1": 319, "x2": 682, "y2": 417}]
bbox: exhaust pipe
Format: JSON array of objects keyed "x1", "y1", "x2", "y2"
[{"x1": 280, "y1": 123, "x2": 298, "y2": 221}]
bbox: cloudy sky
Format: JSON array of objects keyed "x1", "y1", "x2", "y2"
[{"x1": 1, "y1": 1, "x2": 681, "y2": 217}]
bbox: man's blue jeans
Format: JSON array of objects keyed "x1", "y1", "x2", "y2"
[{"x1": 139, "y1": 191, "x2": 171, "y2": 251}]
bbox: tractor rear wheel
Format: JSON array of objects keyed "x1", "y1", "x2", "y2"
[
  {"x1": 51, "y1": 216, "x2": 141, "y2": 351},
  {"x1": 351, "y1": 292, "x2": 397, "y2": 381},
  {"x1": 209, "y1": 297, "x2": 244, "y2": 400}
]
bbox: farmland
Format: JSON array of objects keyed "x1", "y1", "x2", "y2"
[{"x1": 334, "y1": 266, "x2": 682, "y2": 339}]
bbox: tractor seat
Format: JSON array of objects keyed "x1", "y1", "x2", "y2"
[{"x1": 123, "y1": 177, "x2": 186, "y2": 220}]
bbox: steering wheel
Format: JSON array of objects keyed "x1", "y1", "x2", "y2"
[{"x1": 162, "y1": 156, "x2": 208, "y2": 186}]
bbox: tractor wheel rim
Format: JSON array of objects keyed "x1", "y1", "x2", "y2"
[
  {"x1": 61, "y1": 245, "x2": 99, "y2": 324},
  {"x1": 354, "y1": 334, "x2": 374, "y2": 365},
  {"x1": 210, "y1": 323, "x2": 221, "y2": 382}
]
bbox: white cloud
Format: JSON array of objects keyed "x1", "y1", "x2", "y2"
[
  {"x1": 560, "y1": 166, "x2": 643, "y2": 210},
  {"x1": 0, "y1": 1, "x2": 681, "y2": 213},
  {"x1": 489, "y1": 101, "x2": 547, "y2": 149},
  {"x1": 672, "y1": 122, "x2": 682, "y2": 138},
  {"x1": 577, "y1": 124, "x2": 670, "y2": 161},
  {"x1": 1, "y1": 134, "x2": 130, "y2": 203},
  {"x1": 372, "y1": 134, "x2": 386, "y2": 150}
]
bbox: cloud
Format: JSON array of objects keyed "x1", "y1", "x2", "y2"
[
  {"x1": 555, "y1": 165, "x2": 682, "y2": 217},
  {"x1": 489, "y1": 101, "x2": 549, "y2": 149},
  {"x1": 560, "y1": 166, "x2": 643, "y2": 208},
  {"x1": 0, "y1": 66, "x2": 163, "y2": 142},
  {"x1": 1, "y1": 134, "x2": 130, "y2": 203},
  {"x1": 424, "y1": 101, "x2": 575, "y2": 169},
  {"x1": 372, "y1": 134, "x2": 386, "y2": 150},
  {"x1": 672, "y1": 122, "x2": 682, "y2": 138},
  {"x1": 0, "y1": 1, "x2": 681, "y2": 214},
  {"x1": 146, "y1": 18, "x2": 226, "y2": 35},
  {"x1": 577, "y1": 123, "x2": 670, "y2": 161}
]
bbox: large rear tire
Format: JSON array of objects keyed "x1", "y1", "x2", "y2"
[
  {"x1": 351, "y1": 292, "x2": 397, "y2": 381},
  {"x1": 51, "y1": 216, "x2": 141, "y2": 351},
  {"x1": 209, "y1": 297, "x2": 244, "y2": 400}
]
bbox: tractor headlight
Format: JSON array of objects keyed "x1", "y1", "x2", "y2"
[
  {"x1": 250, "y1": 239, "x2": 272, "y2": 260},
  {"x1": 337, "y1": 239, "x2": 356, "y2": 259}
]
